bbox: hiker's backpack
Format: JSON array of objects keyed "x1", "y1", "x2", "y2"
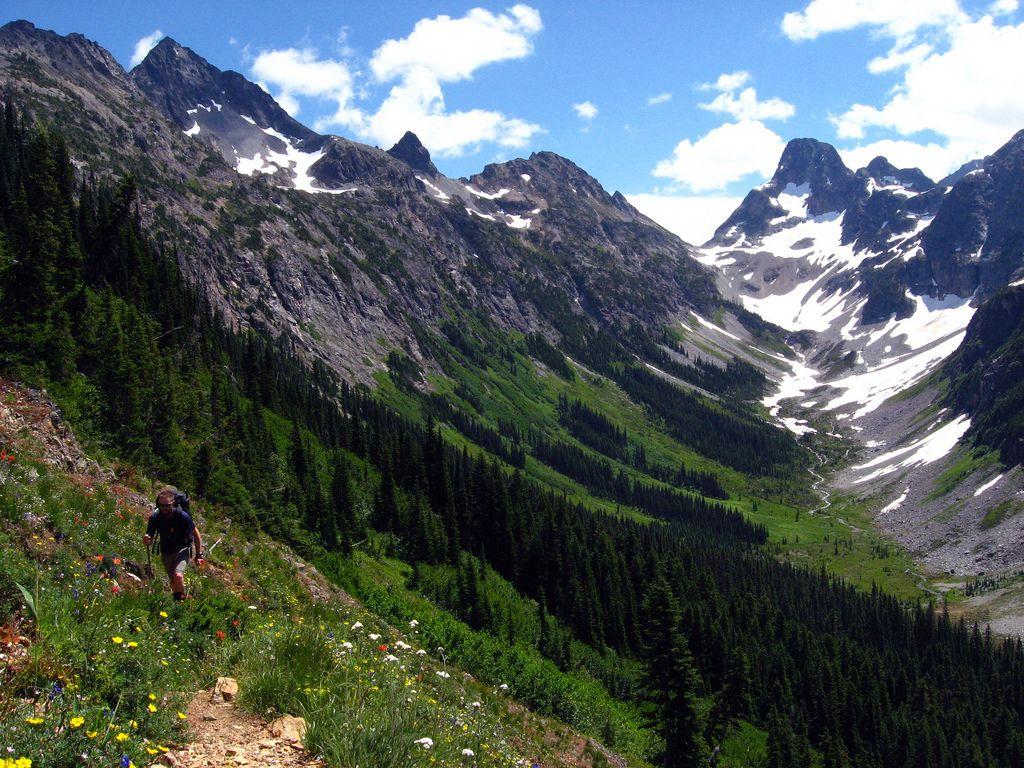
[{"x1": 154, "y1": 490, "x2": 191, "y2": 514}]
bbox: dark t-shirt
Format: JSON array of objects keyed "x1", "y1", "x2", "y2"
[{"x1": 146, "y1": 508, "x2": 195, "y2": 554}]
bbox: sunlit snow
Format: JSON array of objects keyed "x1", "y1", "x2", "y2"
[
  {"x1": 416, "y1": 176, "x2": 450, "y2": 201},
  {"x1": 852, "y1": 415, "x2": 971, "y2": 483},
  {"x1": 879, "y1": 488, "x2": 909, "y2": 514},
  {"x1": 235, "y1": 126, "x2": 356, "y2": 195},
  {"x1": 975, "y1": 474, "x2": 1004, "y2": 497},
  {"x1": 465, "y1": 185, "x2": 510, "y2": 200}
]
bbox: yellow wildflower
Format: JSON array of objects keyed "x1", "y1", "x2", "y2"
[
  {"x1": 148, "y1": 704, "x2": 158, "y2": 713},
  {"x1": 86, "y1": 730, "x2": 98, "y2": 739},
  {"x1": 70, "y1": 716, "x2": 85, "y2": 728},
  {"x1": 159, "y1": 611, "x2": 168, "y2": 618},
  {"x1": 24, "y1": 716, "x2": 43, "y2": 725},
  {"x1": 116, "y1": 732, "x2": 129, "y2": 742},
  {"x1": 112, "y1": 636, "x2": 123, "y2": 644},
  {"x1": 177, "y1": 712, "x2": 187, "y2": 720}
]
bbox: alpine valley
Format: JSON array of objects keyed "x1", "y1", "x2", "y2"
[{"x1": 3, "y1": 17, "x2": 1024, "y2": 768}]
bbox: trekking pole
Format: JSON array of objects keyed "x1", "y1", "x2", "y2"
[
  {"x1": 144, "y1": 532, "x2": 159, "y2": 579},
  {"x1": 205, "y1": 518, "x2": 232, "y2": 558}
]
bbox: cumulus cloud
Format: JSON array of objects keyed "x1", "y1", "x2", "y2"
[
  {"x1": 832, "y1": 16, "x2": 1024, "y2": 166},
  {"x1": 700, "y1": 88, "x2": 795, "y2": 122},
  {"x1": 652, "y1": 120, "x2": 787, "y2": 192},
  {"x1": 573, "y1": 101, "x2": 598, "y2": 120},
  {"x1": 698, "y1": 71, "x2": 751, "y2": 92},
  {"x1": 250, "y1": 47, "x2": 360, "y2": 125},
  {"x1": 130, "y1": 29, "x2": 164, "y2": 68},
  {"x1": 697, "y1": 71, "x2": 794, "y2": 122},
  {"x1": 370, "y1": 4, "x2": 541, "y2": 82},
  {"x1": 866, "y1": 42, "x2": 933, "y2": 73},
  {"x1": 781, "y1": 0, "x2": 964, "y2": 41},
  {"x1": 838, "y1": 138, "x2": 977, "y2": 180},
  {"x1": 783, "y1": 1, "x2": 1024, "y2": 177},
  {"x1": 627, "y1": 193, "x2": 743, "y2": 245},
  {"x1": 249, "y1": 5, "x2": 543, "y2": 157},
  {"x1": 646, "y1": 92, "x2": 672, "y2": 106}
]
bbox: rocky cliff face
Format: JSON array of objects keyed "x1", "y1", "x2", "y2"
[{"x1": 0, "y1": 20, "x2": 720, "y2": 385}]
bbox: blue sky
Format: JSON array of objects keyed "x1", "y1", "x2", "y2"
[{"x1": 7, "y1": 1, "x2": 1024, "y2": 241}]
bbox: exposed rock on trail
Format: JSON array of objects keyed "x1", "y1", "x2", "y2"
[{"x1": 157, "y1": 682, "x2": 318, "y2": 768}]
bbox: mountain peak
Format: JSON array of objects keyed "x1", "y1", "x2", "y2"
[
  {"x1": 860, "y1": 156, "x2": 934, "y2": 192},
  {"x1": 0, "y1": 19, "x2": 125, "y2": 84},
  {"x1": 772, "y1": 138, "x2": 852, "y2": 190},
  {"x1": 387, "y1": 131, "x2": 438, "y2": 176},
  {"x1": 130, "y1": 36, "x2": 313, "y2": 142}
]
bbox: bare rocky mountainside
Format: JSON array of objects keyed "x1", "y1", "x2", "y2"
[{"x1": 0, "y1": 20, "x2": 721, "y2": 386}]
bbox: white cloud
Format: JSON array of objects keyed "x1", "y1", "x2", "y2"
[
  {"x1": 699, "y1": 71, "x2": 751, "y2": 92},
  {"x1": 370, "y1": 4, "x2": 541, "y2": 82},
  {"x1": 832, "y1": 16, "x2": 1024, "y2": 166},
  {"x1": 249, "y1": 6, "x2": 543, "y2": 157},
  {"x1": 867, "y1": 42, "x2": 933, "y2": 72},
  {"x1": 783, "y1": 2, "x2": 1024, "y2": 180},
  {"x1": 627, "y1": 193, "x2": 743, "y2": 245},
  {"x1": 130, "y1": 29, "x2": 164, "y2": 68},
  {"x1": 250, "y1": 47, "x2": 360, "y2": 125},
  {"x1": 838, "y1": 138, "x2": 977, "y2": 180},
  {"x1": 781, "y1": 0, "x2": 964, "y2": 41},
  {"x1": 652, "y1": 120, "x2": 787, "y2": 192},
  {"x1": 646, "y1": 92, "x2": 672, "y2": 106},
  {"x1": 573, "y1": 101, "x2": 598, "y2": 120},
  {"x1": 700, "y1": 87, "x2": 795, "y2": 121},
  {"x1": 696, "y1": 70, "x2": 794, "y2": 122}
]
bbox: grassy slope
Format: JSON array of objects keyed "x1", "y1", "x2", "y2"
[{"x1": 0, "y1": 382, "x2": 658, "y2": 768}]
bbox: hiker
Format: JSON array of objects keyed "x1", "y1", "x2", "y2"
[{"x1": 143, "y1": 488, "x2": 204, "y2": 601}]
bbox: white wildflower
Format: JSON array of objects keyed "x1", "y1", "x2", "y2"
[
  {"x1": 416, "y1": 649, "x2": 427, "y2": 655},
  {"x1": 498, "y1": 683, "x2": 509, "y2": 691},
  {"x1": 414, "y1": 737, "x2": 433, "y2": 749},
  {"x1": 436, "y1": 670, "x2": 451, "y2": 679},
  {"x1": 351, "y1": 621, "x2": 363, "y2": 631},
  {"x1": 409, "y1": 619, "x2": 419, "y2": 628},
  {"x1": 369, "y1": 633, "x2": 381, "y2": 641},
  {"x1": 462, "y1": 748, "x2": 475, "y2": 757},
  {"x1": 385, "y1": 654, "x2": 400, "y2": 663}
]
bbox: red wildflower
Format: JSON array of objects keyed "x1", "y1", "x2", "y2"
[
  {"x1": 111, "y1": 584, "x2": 121, "y2": 594},
  {"x1": 378, "y1": 644, "x2": 388, "y2": 652},
  {"x1": 231, "y1": 620, "x2": 240, "y2": 627},
  {"x1": 215, "y1": 630, "x2": 226, "y2": 641}
]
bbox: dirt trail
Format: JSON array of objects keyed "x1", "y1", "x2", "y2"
[{"x1": 156, "y1": 687, "x2": 320, "y2": 768}]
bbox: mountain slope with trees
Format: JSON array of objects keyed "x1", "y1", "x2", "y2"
[{"x1": 4, "y1": 92, "x2": 1024, "y2": 768}]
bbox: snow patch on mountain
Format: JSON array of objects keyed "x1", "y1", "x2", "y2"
[
  {"x1": 975, "y1": 473, "x2": 1004, "y2": 497},
  {"x1": 851, "y1": 414, "x2": 970, "y2": 483},
  {"x1": 235, "y1": 126, "x2": 355, "y2": 195}
]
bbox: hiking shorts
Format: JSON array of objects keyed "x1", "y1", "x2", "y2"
[{"x1": 161, "y1": 547, "x2": 190, "y2": 580}]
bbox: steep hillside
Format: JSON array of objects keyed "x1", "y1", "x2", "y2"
[
  {"x1": 0, "y1": 379, "x2": 637, "y2": 768},
  {"x1": 0, "y1": 20, "x2": 724, "y2": 388}
]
